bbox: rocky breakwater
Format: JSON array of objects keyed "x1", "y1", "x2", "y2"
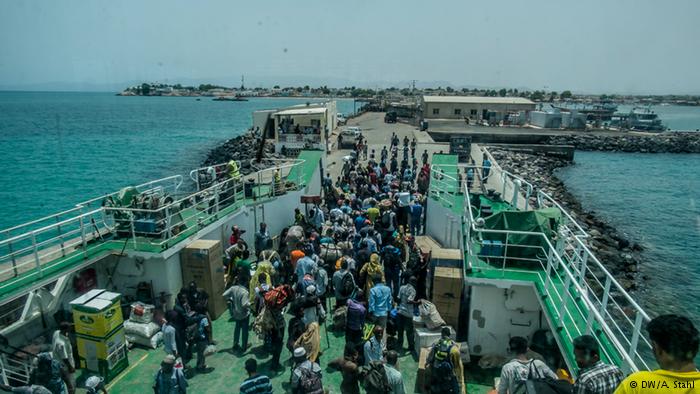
[
  {"x1": 202, "y1": 133, "x2": 285, "y2": 175},
  {"x1": 544, "y1": 132, "x2": 700, "y2": 153},
  {"x1": 489, "y1": 148, "x2": 645, "y2": 292}
]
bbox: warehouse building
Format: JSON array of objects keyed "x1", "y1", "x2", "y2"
[{"x1": 422, "y1": 96, "x2": 536, "y2": 121}]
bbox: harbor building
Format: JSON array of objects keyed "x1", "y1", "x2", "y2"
[
  {"x1": 253, "y1": 101, "x2": 337, "y2": 155},
  {"x1": 422, "y1": 95, "x2": 536, "y2": 121}
]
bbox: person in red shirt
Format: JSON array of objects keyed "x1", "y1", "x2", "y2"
[{"x1": 229, "y1": 226, "x2": 246, "y2": 246}]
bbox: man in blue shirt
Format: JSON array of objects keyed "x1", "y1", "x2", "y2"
[
  {"x1": 240, "y1": 358, "x2": 273, "y2": 394},
  {"x1": 354, "y1": 212, "x2": 368, "y2": 232},
  {"x1": 409, "y1": 200, "x2": 423, "y2": 236},
  {"x1": 368, "y1": 275, "x2": 393, "y2": 340}
]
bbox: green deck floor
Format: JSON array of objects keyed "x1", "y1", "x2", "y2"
[{"x1": 104, "y1": 298, "x2": 494, "y2": 394}]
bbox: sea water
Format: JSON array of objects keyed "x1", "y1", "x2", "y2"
[
  {"x1": 0, "y1": 92, "x2": 357, "y2": 229},
  {"x1": 557, "y1": 152, "x2": 700, "y2": 322}
]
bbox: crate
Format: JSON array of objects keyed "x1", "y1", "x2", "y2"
[
  {"x1": 76, "y1": 327, "x2": 128, "y2": 382},
  {"x1": 70, "y1": 290, "x2": 124, "y2": 338}
]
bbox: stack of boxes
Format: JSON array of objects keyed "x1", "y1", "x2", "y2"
[
  {"x1": 181, "y1": 239, "x2": 227, "y2": 319},
  {"x1": 432, "y1": 266, "x2": 463, "y2": 332},
  {"x1": 70, "y1": 290, "x2": 128, "y2": 382}
]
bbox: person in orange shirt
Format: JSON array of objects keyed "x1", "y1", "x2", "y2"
[{"x1": 615, "y1": 314, "x2": 699, "y2": 394}]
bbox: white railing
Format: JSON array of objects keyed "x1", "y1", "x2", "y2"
[
  {"x1": 0, "y1": 159, "x2": 307, "y2": 300},
  {"x1": 460, "y1": 178, "x2": 654, "y2": 375}
]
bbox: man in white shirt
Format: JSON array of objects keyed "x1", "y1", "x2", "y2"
[
  {"x1": 498, "y1": 336, "x2": 558, "y2": 394},
  {"x1": 51, "y1": 322, "x2": 75, "y2": 394}
]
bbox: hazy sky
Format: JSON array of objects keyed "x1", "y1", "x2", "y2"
[{"x1": 1, "y1": 0, "x2": 699, "y2": 94}]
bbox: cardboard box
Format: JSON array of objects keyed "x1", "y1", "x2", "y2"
[
  {"x1": 433, "y1": 297, "x2": 461, "y2": 331},
  {"x1": 70, "y1": 290, "x2": 124, "y2": 338},
  {"x1": 76, "y1": 326, "x2": 129, "y2": 382},
  {"x1": 416, "y1": 347, "x2": 430, "y2": 393},
  {"x1": 433, "y1": 267, "x2": 463, "y2": 299},
  {"x1": 181, "y1": 240, "x2": 227, "y2": 319}
]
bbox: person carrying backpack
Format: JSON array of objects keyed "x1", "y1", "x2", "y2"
[
  {"x1": 153, "y1": 355, "x2": 188, "y2": 394},
  {"x1": 380, "y1": 244, "x2": 402, "y2": 298},
  {"x1": 427, "y1": 327, "x2": 465, "y2": 394},
  {"x1": 333, "y1": 258, "x2": 356, "y2": 307},
  {"x1": 360, "y1": 360, "x2": 391, "y2": 394},
  {"x1": 497, "y1": 336, "x2": 558, "y2": 394},
  {"x1": 290, "y1": 347, "x2": 324, "y2": 394}
]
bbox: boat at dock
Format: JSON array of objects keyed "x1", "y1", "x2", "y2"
[
  {"x1": 0, "y1": 106, "x2": 660, "y2": 393},
  {"x1": 213, "y1": 96, "x2": 249, "y2": 101},
  {"x1": 611, "y1": 107, "x2": 666, "y2": 132}
]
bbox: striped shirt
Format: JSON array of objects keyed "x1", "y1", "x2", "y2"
[
  {"x1": 574, "y1": 361, "x2": 624, "y2": 394},
  {"x1": 240, "y1": 374, "x2": 273, "y2": 394}
]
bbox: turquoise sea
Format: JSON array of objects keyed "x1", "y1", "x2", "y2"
[
  {"x1": 557, "y1": 152, "x2": 700, "y2": 322},
  {"x1": 0, "y1": 92, "x2": 357, "y2": 230}
]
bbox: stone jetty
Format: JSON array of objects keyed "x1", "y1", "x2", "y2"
[
  {"x1": 543, "y1": 131, "x2": 700, "y2": 153},
  {"x1": 201, "y1": 133, "x2": 284, "y2": 175}
]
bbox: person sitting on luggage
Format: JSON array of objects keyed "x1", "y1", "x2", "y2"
[{"x1": 497, "y1": 336, "x2": 557, "y2": 394}]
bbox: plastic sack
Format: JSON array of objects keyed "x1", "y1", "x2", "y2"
[
  {"x1": 419, "y1": 300, "x2": 445, "y2": 330},
  {"x1": 126, "y1": 331, "x2": 162, "y2": 349},
  {"x1": 204, "y1": 344, "x2": 217, "y2": 356},
  {"x1": 124, "y1": 320, "x2": 161, "y2": 338},
  {"x1": 285, "y1": 225, "x2": 305, "y2": 244},
  {"x1": 130, "y1": 302, "x2": 155, "y2": 324}
]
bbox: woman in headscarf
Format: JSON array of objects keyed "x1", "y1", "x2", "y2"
[
  {"x1": 293, "y1": 321, "x2": 321, "y2": 363},
  {"x1": 359, "y1": 253, "x2": 384, "y2": 295},
  {"x1": 249, "y1": 259, "x2": 275, "y2": 303}
]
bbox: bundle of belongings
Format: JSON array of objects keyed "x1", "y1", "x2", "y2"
[{"x1": 125, "y1": 302, "x2": 162, "y2": 349}]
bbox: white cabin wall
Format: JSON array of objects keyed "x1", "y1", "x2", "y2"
[
  {"x1": 425, "y1": 199, "x2": 461, "y2": 249},
  {"x1": 468, "y1": 283, "x2": 548, "y2": 357}
]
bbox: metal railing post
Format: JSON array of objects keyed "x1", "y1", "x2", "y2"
[
  {"x1": 79, "y1": 215, "x2": 88, "y2": 258},
  {"x1": 599, "y1": 276, "x2": 612, "y2": 317},
  {"x1": 559, "y1": 273, "x2": 572, "y2": 328},
  {"x1": 165, "y1": 207, "x2": 172, "y2": 240},
  {"x1": 30, "y1": 232, "x2": 41, "y2": 277},
  {"x1": 628, "y1": 313, "x2": 644, "y2": 368},
  {"x1": 55, "y1": 216, "x2": 66, "y2": 257},
  {"x1": 578, "y1": 246, "x2": 589, "y2": 288},
  {"x1": 502, "y1": 235, "x2": 509, "y2": 275},
  {"x1": 130, "y1": 215, "x2": 137, "y2": 248},
  {"x1": 544, "y1": 247, "x2": 554, "y2": 296},
  {"x1": 5, "y1": 231, "x2": 18, "y2": 277}
]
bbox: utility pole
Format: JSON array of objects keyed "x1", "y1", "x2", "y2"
[{"x1": 411, "y1": 80, "x2": 416, "y2": 95}]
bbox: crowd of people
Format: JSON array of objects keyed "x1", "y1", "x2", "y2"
[{"x1": 147, "y1": 131, "x2": 700, "y2": 394}]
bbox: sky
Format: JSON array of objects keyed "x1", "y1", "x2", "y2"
[{"x1": 1, "y1": 0, "x2": 699, "y2": 94}]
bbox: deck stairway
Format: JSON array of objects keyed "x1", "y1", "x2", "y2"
[{"x1": 427, "y1": 149, "x2": 655, "y2": 378}]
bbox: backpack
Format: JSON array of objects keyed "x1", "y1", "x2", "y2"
[
  {"x1": 299, "y1": 366, "x2": 324, "y2": 394},
  {"x1": 332, "y1": 306, "x2": 347, "y2": 331},
  {"x1": 431, "y1": 339, "x2": 460, "y2": 394},
  {"x1": 362, "y1": 360, "x2": 391, "y2": 394},
  {"x1": 382, "y1": 248, "x2": 400, "y2": 270},
  {"x1": 155, "y1": 368, "x2": 186, "y2": 394},
  {"x1": 381, "y1": 211, "x2": 392, "y2": 228},
  {"x1": 513, "y1": 362, "x2": 573, "y2": 394},
  {"x1": 264, "y1": 285, "x2": 293, "y2": 309},
  {"x1": 339, "y1": 271, "x2": 355, "y2": 298}
]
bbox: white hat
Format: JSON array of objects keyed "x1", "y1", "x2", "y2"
[
  {"x1": 293, "y1": 347, "x2": 307, "y2": 358},
  {"x1": 85, "y1": 376, "x2": 104, "y2": 389}
]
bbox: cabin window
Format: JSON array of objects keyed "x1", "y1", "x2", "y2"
[
  {"x1": 432, "y1": 108, "x2": 440, "y2": 115},
  {"x1": 470, "y1": 109, "x2": 477, "y2": 116},
  {"x1": 454, "y1": 108, "x2": 461, "y2": 115}
]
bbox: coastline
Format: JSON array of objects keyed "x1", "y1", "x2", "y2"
[{"x1": 488, "y1": 148, "x2": 646, "y2": 291}]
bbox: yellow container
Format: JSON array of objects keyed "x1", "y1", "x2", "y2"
[
  {"x1": 70, "y1": 289, "x2": 123, "y2": 338},
  {"x1": 76, "y1": 327, "x2": 128, "y2": 381}
]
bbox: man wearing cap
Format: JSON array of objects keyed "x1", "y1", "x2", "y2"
[
  {"x1": 51, "y1": 322, "x2": 75, "y2": 394},
  {"x1": 153, "y1": 355, "x2": 187, "y2": 394},
  {"x1": 290, "y1": 347, "x2": 323, "y2": 394}
]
